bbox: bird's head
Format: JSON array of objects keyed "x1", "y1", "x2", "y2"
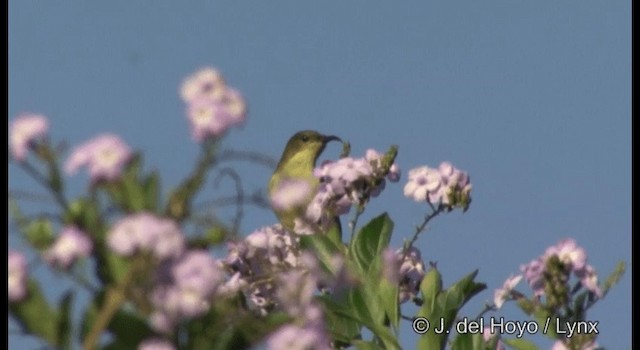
[{"x1": 275, "y1": 130, "x2": 342, "y2": 173}]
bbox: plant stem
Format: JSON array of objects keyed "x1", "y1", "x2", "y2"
[
  {"x1": 349, "y1": 204, "x2": 365, "y2": 238},
  {"x1": 82, "y1": 261, "x2": 137, "y2": 350},
  {"x1": 18, "y1": 160, "x2": 69, "y2": 210},
  {"x1": 401, "y1": 204, "x2": 443, "y2": 260}
]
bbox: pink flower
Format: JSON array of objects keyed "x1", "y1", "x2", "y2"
[
  {"x1": 403, "y1": 166, "x2": 443, "y2": 203},
  {"x1": 65, "y1": 134, "x2": 132, "y2": 182},
  {"x1": 266, "y1": 322, "x2": 331, "y2": 350},
  {"x1": 171, "y1": 251, "x2": 224, "y2": 296},
  {"x1": 181, "y1": 67, "x2": 246, "y2": 142},
  {"x1": 520, "y1": 239, "x2": 602, "y2": 299},
  {"x1": 9, "y1": 250, "x2": 28, "y2": 302},
  {"x1": 107, "y1": 213, "x2": 185, "y2": 260},
  {"x1": 43, "y1": 226, "x2": 92, "y2": 269},
  {"x1": 493, "y1": 274, "x2": 523, "y2": 309},
  {"x1": 138, "y1": 338, "x2": 175, "y2": 350},
  {"x1": 382, "y1": 248, "x2": 400, "y2": 284},
  {"x1": 387, "y1": 163, "x2": 401, "y2": 182},
  {"x1": 10, "y1": 113, "x2": 49, "y2": 161},
  {"x1": 404, "y1": 162, "x2": 471, "y2": 208},
  {"x1": 151, "y1": 250, "x2": 224, "y2": 320},
  {"x1": 575, "y1": 264, "x2": 603, "y2": 298},
  {"x1": 520, "y1": 258, "x2": 546, "y2": 297},
  {"x1": 544, "y1": 238, "x2": 587, "y2": 272},
  {"x1": 396, "y1": 247, "x2": 426, "y2": 303},
  {"x1": 180, "y1": 67, "x2": 226, "y2": 103},
  {"x1": 270, "y1": 179, "x2": 314, "y2": 211}
]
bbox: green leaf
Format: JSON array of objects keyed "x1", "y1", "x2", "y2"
[
  {"x1": 349, "y1": 288, "x2": 376, "y2": 326},
  {"x1": 438, "y1": 287, "x2": 465, "y2": 314},
  {"x1": 320, "y1": 293, "x2": 399, "y2": 349},
  {"x1": 378, "y1": 276, "x2": 400, "y2": 330},
  {"x1": 143, "y1": 171, "x2": 160, "y2": 212},
  {"x1": 451, "y1": 332, "x2": 485, "y2": 350},
  {"x1": 64, "y1": 198, "x2": 102, "y2": 234},
  {"x1": 102, "y1": 253, "x2": 130, "y2": 284},
  {"x1": 321, "y1": 299, "x2": 362, "y2": 344},
  {"x1": 447, "y1": 270, "x2": 486, "y2": 306},
  {"x1": 300, "y1": 233, "x2": 347, "y2": 274},
  {"x1": 57, "y1": 291, "x2": 74, "y2": 350},
  {"x1": 420, "y1": 268, "x2": 443, "y2": 315},
  {"x1": 9, "y1": 280, "x2": 60, "y2": 347},
  {"x1": 417, "y1": 270, "x2": 486, "y2": 350},
  {"x1": 47, "y1": 154, "x2": 64, "y2": 193},
  {"x1": 352, "y1": 340, "x2": 385, "y2": 350},
  {"x1": 121, "y1": 174, "x2": 145, "y2": 211},
  {"x1": 107, "y1": 309, "x2": 154, "y2": 348},
  {"x1": 349, "y1": 213, "x2": 394, "y2": 274},
  {"x1": 601, "y1": 260, "x2": 625, "y2": 296},
  {"x1": 502, "y1": 337, "x2": 540, "y2": 350},
  {"x1": 23, "y1": 218, "x2": 55, "y2": 250},
  {"x1": 534, "y1": 315, "x2": 557, "y2": 338}
]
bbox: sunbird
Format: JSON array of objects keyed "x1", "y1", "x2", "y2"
[{"x1": 269, "y1": 130, "x2": 341, "y2": 233}]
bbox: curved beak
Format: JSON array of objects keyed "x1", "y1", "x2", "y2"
[{"x1": 323, "y1": 135, "x2": 342, "y2": 144}]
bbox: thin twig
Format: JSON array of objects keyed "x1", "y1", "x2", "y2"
[
  {"x1": 16, "y1": 160, "x2": 69, "y2": 210},
  {"x1": 401, "y1": 203, "x2": 443, "y2": 262},
  {"x1": 213, "y1": 168, "x2": 244, "y2": 237},
  {"x1": 473, "y1": 302, "x2": 497, "y2": 321},
  {"x1": 8, "y1": 190, "x2": 57, "y2": 204},
  {"x1": 195, "y1": 193, "x2": 271, "y2": 211},
  {"x1": 217, "y1": 149, "x2": 277, "y2": 169}
]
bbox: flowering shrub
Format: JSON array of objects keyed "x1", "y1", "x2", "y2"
[{"x1": 8, "y1": 67, "x2": 625, "y2": 350}]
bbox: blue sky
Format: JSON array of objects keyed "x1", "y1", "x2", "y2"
[{"x1": 9, "y1": 1, "x2": 630, "y2": 349}]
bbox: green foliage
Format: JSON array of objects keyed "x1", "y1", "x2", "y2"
[
  {"x1": 8, "y1": 123, "x2": 625, "y2": 350},
  {"x1": 450, "y1": 332, "x2": 486, "y2": 350},
  {"x1": 9, "y1": 281, "x2": 71, "y2": 349},
  {"x1": 23, "y1": 218, "x2": 55, "y2": 250},
  {"x1": 502, "y1": 337, "x2": 540, "y2": 350},
  {"x1": 104, "y1": 155, "x2": 161, "y2": 213},
  {"x1": 348, "y1": 213, "x2": 394, "y2": 274},
  {"x1": 417, "y1": 270, "x2": 486, "y2": 350}
]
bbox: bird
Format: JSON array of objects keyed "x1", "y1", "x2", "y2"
[{"x1": 268, "y1": 130, "x2": 341, "y2": 234}]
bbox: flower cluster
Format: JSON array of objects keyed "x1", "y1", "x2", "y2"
[
  {"x1": 292, "y1": 149, "x2": 400, "y2": 234},
  {"x1": 396, "y1": 247, "x2": 427, "y2": 303},
  {"x1": 403, "y1": 161, "x2": 471, "y2": 211},
  {"x1": 221, "y1": 224, "x2": 341, "y2": 349},
  {"x1": 9, "y1": 113, "x2": 49, "y2": 162},
  {"x1": 383, "y1": 246, "x2": 427, "y2": 303},
  {"x1": 266, "y1": 315, "x2": 331, "y2": 350},
  {"x1": 265, "y1": 254, "x2": 332, "y2": 350},
  {"x1": 221, "y1": 226, "x2": 334, "y2": 349},
  {"x1": 223, "y1": 224, "x2": 302, "y2": 314},
  {"x1": 65, "y1": 134, "x2": 133, "y2": 182},
  {"x1": 180, "y1": 67, "x2": 246, "y2": 142},
  {"x1": 8, "y1": 251, "x2": 29, "y2": 302},
  {"x1": 494, "y1": 238, "x2": 602, "y2": 310},
  {"x1": 43, "y1": 226, "x2": 92, "y2": 269},
  {"x1": 269, "y1": 179, "x2": 314, "y2": 212},
  {"x1": 150, "y1": 250, "x2": 225, "y2": 332},
  {"x1": 107, "y1": 213, "x2": 185, "y2": 260}
]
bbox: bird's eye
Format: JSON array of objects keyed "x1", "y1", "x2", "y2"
[{"x1": 301, "y1": 135, "x2": 309, "y2": 142}]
